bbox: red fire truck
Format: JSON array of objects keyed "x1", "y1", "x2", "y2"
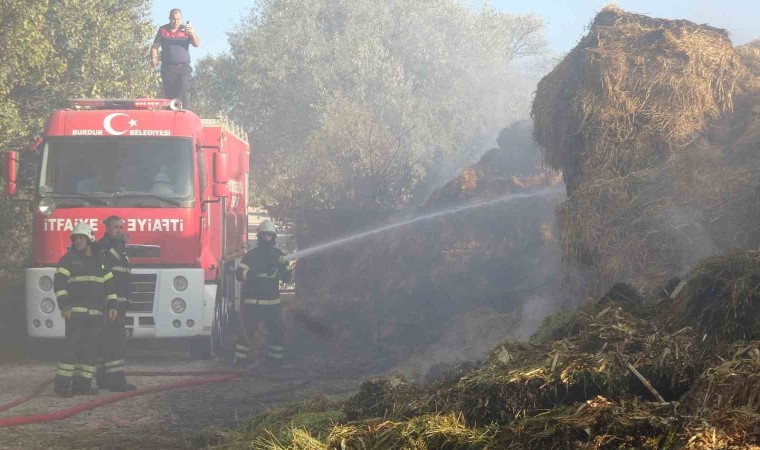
[{"x1": 3, "y1": 99, "x2": 248, "y2": 358}]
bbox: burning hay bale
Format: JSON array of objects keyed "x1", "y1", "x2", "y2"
[
  {"x1": 532, "y1": 5, "x2": 740, "y2": 191},
  {"x1": 532, "y1": 6, "x2": 760, "y2": 299}
]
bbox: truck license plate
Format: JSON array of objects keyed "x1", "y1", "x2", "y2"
[{"x1": 125, "y1": 328, "x2": 134, "y2": 338}]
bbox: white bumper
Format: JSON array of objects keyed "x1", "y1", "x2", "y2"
[{"x1": 26, "y1": 268, "x2": 214, "y2": 339}]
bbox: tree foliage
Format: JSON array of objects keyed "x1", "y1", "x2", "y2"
[
  {"x1": 0, "y1": 0, "x2": 157, "y2": 151},
  {"x1": 193, "y1": 0, "x2": 546, "y2": 211}
]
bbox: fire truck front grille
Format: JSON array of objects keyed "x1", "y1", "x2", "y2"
[{"x1": 129, "y1": 274, "x2": 157, "y2": 313}]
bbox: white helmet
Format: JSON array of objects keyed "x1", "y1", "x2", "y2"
[
  {"x1": 71, "y1": 222, "x2": 95, "y2": 243},
  {"x1": 257, "y1": 219, "x2": 277, "y2": 236}
]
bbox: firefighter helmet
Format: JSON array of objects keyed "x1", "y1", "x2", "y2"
[
  {"x1": 257, "y1": 220, "x2": 277, "y2": 236},
  {"x1": 71, "y1": 222, "x2": 95, "y2": 243}
]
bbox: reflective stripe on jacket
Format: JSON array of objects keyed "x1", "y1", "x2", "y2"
[{"x1": 54, "y1": 248, "x2": 117, "y2": 312}]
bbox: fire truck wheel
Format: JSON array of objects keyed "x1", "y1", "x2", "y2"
[{"x1": 189, "y1": 271, "x2": 233, "y2": 360}]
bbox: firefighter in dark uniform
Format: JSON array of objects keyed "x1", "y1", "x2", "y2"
[
  {"x1": 96, "y1": 216, "x2": 137, "y2": 391},
  {"x1": 54, "y1": 222, "x2": 118, "y2": 397},
  {"x1": 234, "y1": 220, "x2": 293, "y2": 369},
  {"x1": 150, "y1": 8, "x2": 200, "y2": 108}
]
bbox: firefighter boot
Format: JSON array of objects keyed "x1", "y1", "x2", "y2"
[
  {"x1": 53, "y1": 375, "x2": 73, "y2": 398},
  {"x1": 109, "y1": 382, "x2": 137, "y2": 392},
  {"x1": 71, "y1": 377, "x2": 98, "y2": 395},
  {"x1": 106, "y1": 370, "x2": 136, "y2": 392},
  {"x1": 233, "y1": 343, "x2": 250, "y2": 367},
  {"x1": 71, "y1": 365, "x2": 99, "y2": 395},
  {"x1": 96, "y1": 364, "x2": 108, "y2": 389}
]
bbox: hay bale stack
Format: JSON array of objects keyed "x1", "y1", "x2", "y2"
[
  {"x1": 532, "y1": 5, "x2": 739, "y2": 191},
  {"x1": 532, "y1": 6, "x2": 760, "y2": 299}
]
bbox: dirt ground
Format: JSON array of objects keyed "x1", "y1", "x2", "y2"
[{"x1": 0, "y1": 340, "x2": 360, "y2": 450}]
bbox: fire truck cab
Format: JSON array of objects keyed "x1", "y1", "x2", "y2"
[{"x1": 4, "y1": 99, "x2": 248, "y2": 359}]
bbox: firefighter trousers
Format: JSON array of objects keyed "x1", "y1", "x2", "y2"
[
  {"x1": 161, "y1": 63, "x2": 191, "y2": 108},
  {"x1": 235, "y1": 302, "x2": 284, "y2": 366},
  {"x1": 99, "y1": 315, "x2": 129, "y2": 389},
  {"x1": 55, "y1": 313, "x2": 103, "y2": 394}
]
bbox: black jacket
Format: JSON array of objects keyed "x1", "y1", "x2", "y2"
[
  {"x1": 54, "y1": 247, "x2": 117, "y2": 315},
  {"x1": 96, "y1": 235, "x2": 131, "y2": 313},
  {"x1": 236, "y1": 243, "x2": 292, "y2": 300}
]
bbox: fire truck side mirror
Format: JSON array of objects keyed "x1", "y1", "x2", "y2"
[
  {"x1": 3, "y1": 151, "x2": 19, "y2": 198},
  {"x1": 213, "y1": 152, "x2": 230, "y2": 184}
]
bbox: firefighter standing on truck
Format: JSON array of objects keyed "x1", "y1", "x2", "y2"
[
  {"x1": 96, "y1": 216, "x2": 137, "y2": 392},
  {"x1": 150, "y1": 8, "x2": 200, "y2": 108},
  {"x1": 54, "y1": 223, "x2": 118, "y2": 397},
  {"x1": 234, "y1": 220, "x2": 293, "y2": 370}
]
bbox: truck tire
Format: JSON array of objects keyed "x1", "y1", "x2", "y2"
[{"x1": 189, "y1": 267, "x2": 234, "y2": 360}]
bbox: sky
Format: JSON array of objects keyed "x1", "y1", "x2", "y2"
[{"x1": 151, "y1": 0, "x2": 759, "y2": 61}]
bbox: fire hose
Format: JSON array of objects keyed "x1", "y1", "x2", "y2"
[
  {"x1": 0, "y1": 369, "x2": 321, "y2": 428},
  {"x1": 0, "y1": 369, "x2": 358, "y2": 428}
]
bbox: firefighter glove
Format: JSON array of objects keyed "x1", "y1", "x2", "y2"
[{"x1": 109, "y1": 309, "x2": 119, "y2": 321}]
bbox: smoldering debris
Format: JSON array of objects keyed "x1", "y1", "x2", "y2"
[{"x1": 211, "y1": 266, "x2": 760, "y2": 449}]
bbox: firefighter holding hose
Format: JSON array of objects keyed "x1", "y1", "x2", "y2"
[
  {"x1": 234, "y1": 220, "x2": 293, "y2": 371},
  {"x1": 53, "y1": 223, "x2": 118, "y2": 397},
  {"x1": 96, "y1": 216, "x2": 137, "y2": 392}
]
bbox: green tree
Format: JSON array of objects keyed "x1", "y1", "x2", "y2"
[
  {"x1": 1, "y1": 0, "x2": 157, "y2": 151},
  {"x1": 193, "y1": 0, "x2": 546, "y2": 211}
]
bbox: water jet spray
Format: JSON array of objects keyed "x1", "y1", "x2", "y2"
[{"x1": 284, "y1": 187, "x2": 563, "y2": 262}]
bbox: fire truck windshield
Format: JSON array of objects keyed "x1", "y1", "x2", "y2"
[{"x1": 38, "y1": 137, "x2": 194, "y2": 207}]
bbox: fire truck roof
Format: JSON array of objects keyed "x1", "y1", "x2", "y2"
[{"x1": 69, "y1": 98, "x2": 183, "y2": 111}]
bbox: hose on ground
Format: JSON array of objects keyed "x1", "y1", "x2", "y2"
[
  {"x1": 0, "y1": 378, "x2": 53, "y2": 413},
  {"x1": 0, "y1": 369, "x2": 360, "y2": 427},
  {"x1": 0, "y1": 373, "x2": 243, "y2": 428}
]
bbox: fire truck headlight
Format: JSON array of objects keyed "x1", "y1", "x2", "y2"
[
  {"x1": 38, "y1": 198, "x2": 55, "y2": 215},
  {"x1": 173, "y1": 276, "x2": 188, "y2": 292},
  {"x1": 40, "y1": 298, "x2": 56, "y2": 314},
  {"x1": 171, "y1": 298, "x2": 187, "y2": 314},
  {"x1": 38, "y1": 276, "x2": 53, "y2": 292}
]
